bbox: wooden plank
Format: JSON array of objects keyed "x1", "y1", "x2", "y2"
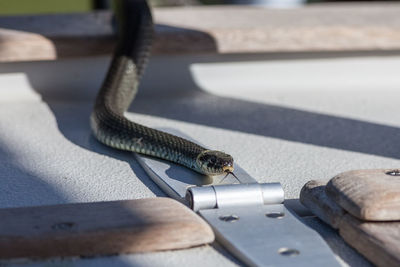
[
  {"x1": 339, "y1": 214, "x2": 400, "y2": 267},
  {"x1": 300, "y1": 179, "x2": 345, "y2": 229},
  {"x1": 326, "y1": 169, "x2": 400, "y2": 221},
  {"x1": 0, "y1": 29, "x2": 56, "y2": 61},
  {"x1": 1, "y1": 3, "x2": 400, "y2": 62},
  {"x1": 0, "y1": 197, "x2": 214, "y2": 259},
  {"x1": 300, "y1": 180, "x2": 400, "y2": 267}
]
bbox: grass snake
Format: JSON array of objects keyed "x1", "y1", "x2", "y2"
[{"x1": 90, "y1": 0, "x2": 234, "y2": 176}]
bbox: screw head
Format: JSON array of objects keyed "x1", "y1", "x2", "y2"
[
  {"x1": 219, "y1": 214, "x2": 239, "y2": 222},
  {"x1": 386, "y1": 169, "x2": 400, "y2": 176}
]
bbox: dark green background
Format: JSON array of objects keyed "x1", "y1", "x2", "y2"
[{"x1": 0, "y1": 0, "x2": 94, "y2": 15}]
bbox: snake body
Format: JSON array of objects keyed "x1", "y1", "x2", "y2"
[{"x1": 90, "y1": 0, "x2": 234, "y2": 176}]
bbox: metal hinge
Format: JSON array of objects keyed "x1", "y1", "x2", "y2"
[
  {"x1": 186, "y1": 183, "x2": 284, "y2": 211},
  {"x1": 185, "y1": 183, "x2": 339, "y2": 267},
  {"x1": 134, "y1": 129, "x2": 340, "y2": 266}
]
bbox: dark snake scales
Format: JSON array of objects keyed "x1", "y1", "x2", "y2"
[{"x1": 90, "y1": 0, "x2": 234, "y2": 176}]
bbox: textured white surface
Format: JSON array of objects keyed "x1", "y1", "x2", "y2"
[
  {"x1": 4, "y1": 245, "x2": 238, "y2": 267},
  {"x1": 1, "y1": 53, "x2": 399, "y2": 266}
]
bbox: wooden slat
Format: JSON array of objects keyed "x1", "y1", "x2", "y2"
[
  {"x1": 326, "y1": 169, "x2": 400, "y2": 221},
  {"x1": 0, "y1": 198, "x2": 214, "y2": 259},
  {"x1": 300, "y1": 179, "x2": 400, "y2": 267},
  {"x1": 0, "y1": 29, "x2": 56, "y2": 61},
  {"x1": 339, "y1": 214, "x2": 400, "y2": 267},
  {"x1": 300, "y1": 180, "x2": 345, "y2": 229},
  {"x1": 1, "y1": 3, "x2": 400, "y2": 62}
]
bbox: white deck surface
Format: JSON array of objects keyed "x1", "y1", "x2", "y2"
[{"x1": 1, "y1": 52, "x2": 399, "y2": 266}]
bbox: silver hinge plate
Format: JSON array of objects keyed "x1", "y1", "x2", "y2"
[
  {"x1": 200, "y1": 205, "x2": 338, "y2": 267},
  {"x1": 134, "y1": 129, "x2": 339, "y2": 266}
]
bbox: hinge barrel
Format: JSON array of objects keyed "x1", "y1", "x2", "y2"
[{"x1": 186, "y1": 183, "x2": 284, "y2": 211}]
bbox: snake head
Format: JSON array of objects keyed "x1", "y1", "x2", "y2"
[{"x1": 196, "y1": 150, "x2": 234, "y2": 176}]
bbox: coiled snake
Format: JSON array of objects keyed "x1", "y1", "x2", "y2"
[{"x1": 90, "y1": 0, "x2": 234, "y2": 176}]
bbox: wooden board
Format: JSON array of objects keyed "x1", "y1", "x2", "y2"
[
  {"x1": 1, "y1": 3, "x2": 400, "y2": 62},
  {"x1": 300, "y1": 180, "x2": 400, "y2": 267},
  {"x1": 300, "y1": 180, "x2": 345, "y2": 229},
  {"x1": 326, "y1": 169, "x2": 400, "y2": 221},
  {"x1": 0, "y1": 197, "x2": 214, "y2": 259},
  {"x1": 339, "y1": 214, "x2": 400, "y2": 267}
]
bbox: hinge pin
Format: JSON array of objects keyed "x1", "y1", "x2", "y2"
[{"x1": 187, "y1": 183, "x2": 284, "y2": 212}]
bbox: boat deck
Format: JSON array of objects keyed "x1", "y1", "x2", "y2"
[{"x1": 1, "y1": 4, "x2": 400, "y2": 266}]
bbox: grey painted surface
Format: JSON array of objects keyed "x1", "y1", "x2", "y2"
[{"x1": 1, "y1": 52, "x2": 399, "y2": 266}]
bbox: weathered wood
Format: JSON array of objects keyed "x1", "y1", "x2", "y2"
[
  {"x1": 1, "y1": 4, "x2": 400, "y2": 62},
  {"x1": 326, "y1": 169, "x2": 400, "y2": 221},
  {"x1": 300, "y1": 180, "x2": 345, "y2": 229},
  {"x1": 339, "y1": 214, "x2": 400, "y2": 267},
  {"x1": 0, "y1": 29, "x2": 56, "y2": 61},
  {"x1": 300, "y1": 180, "x2": 400, "y2": 267},
  {"x1": 0, "y1": 197, "x2": 214, "y2": 259}
]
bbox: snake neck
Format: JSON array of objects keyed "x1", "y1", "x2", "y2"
[
  {"x1": 96, "y1": 0, "x2": 153, "y2": 114},
  {"x1": 92, "y1": 51, "x2": 207, "y2": 170},
  {"x1": 90, "y1": 0, "x2": 214, "y2": 175},
  {"x1": 91, "y1": 55, "x2": 207, "y2": 173}
]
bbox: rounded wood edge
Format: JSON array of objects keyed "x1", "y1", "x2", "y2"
[{"x1": 327, "y1": 169, "x2": 400, "y2": 221}]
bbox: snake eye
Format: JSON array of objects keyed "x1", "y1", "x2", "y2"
[{"x1": 197, "y1": 150, "x2": 234, "y2": 175}]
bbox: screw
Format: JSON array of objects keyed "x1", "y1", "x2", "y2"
[
  {"x1": 266, "y1": 212, "x2": 285, "y2": 219},
  {"x1": 386, "y1": 170, "x2": 400, "y2": 176},
  {"x1": 52, "y1": 222, "x2": 75, "y2": 230},
  {"x1": 278, "y1": 248, "x2": 300, "y2": 257},
  {"x1": 219, "y1": 214, "x2": 239, "y2": 222}
]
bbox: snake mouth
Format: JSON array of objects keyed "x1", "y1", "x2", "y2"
[{"x1": 223, "y1": 166, "x2": 234, "y2": 173}]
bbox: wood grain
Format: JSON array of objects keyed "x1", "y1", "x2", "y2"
[
  {"x1": 300, "y1": 180, "x2": 345, "y2": 229},
  {"x1": 339, "y1": 214, "x2": 400, "y2": 267},
  {"x1": 1, "y1": 4, "x2": 400, "y2": 62},
  {"x1": 0, "y1": 197, "x2": 214, "y2": 259},
  {"x1": 300, "y1": 180, "x2": 400, "y2": 267},
  {"x1": 326, "y1": 169, "x2": 400, "y2": 221},
  {"x1": 0, "y1": 29, "x2": 56, "y2": 61}
]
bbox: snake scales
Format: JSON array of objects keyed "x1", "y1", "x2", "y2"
[{"x1": 90, "y1": 0, "x2": 234, "y2": 176}]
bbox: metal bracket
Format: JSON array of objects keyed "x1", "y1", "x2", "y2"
[{"x1": 134, "y1": 129, "x2": 339, "y2": 266}]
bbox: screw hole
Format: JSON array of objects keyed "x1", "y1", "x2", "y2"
[
  {"x1": 219, "y1": 215, "x2": 239, "y2": 222},
  {"x1": 386, "y1": 170, "x2": 400, "y2": 176},
  {"x1": 278, "y1": 248, "x2": 300, "y2": 257},
  {"x1": 266, "y1": 212, "x2": 285, "y2": 219}
]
